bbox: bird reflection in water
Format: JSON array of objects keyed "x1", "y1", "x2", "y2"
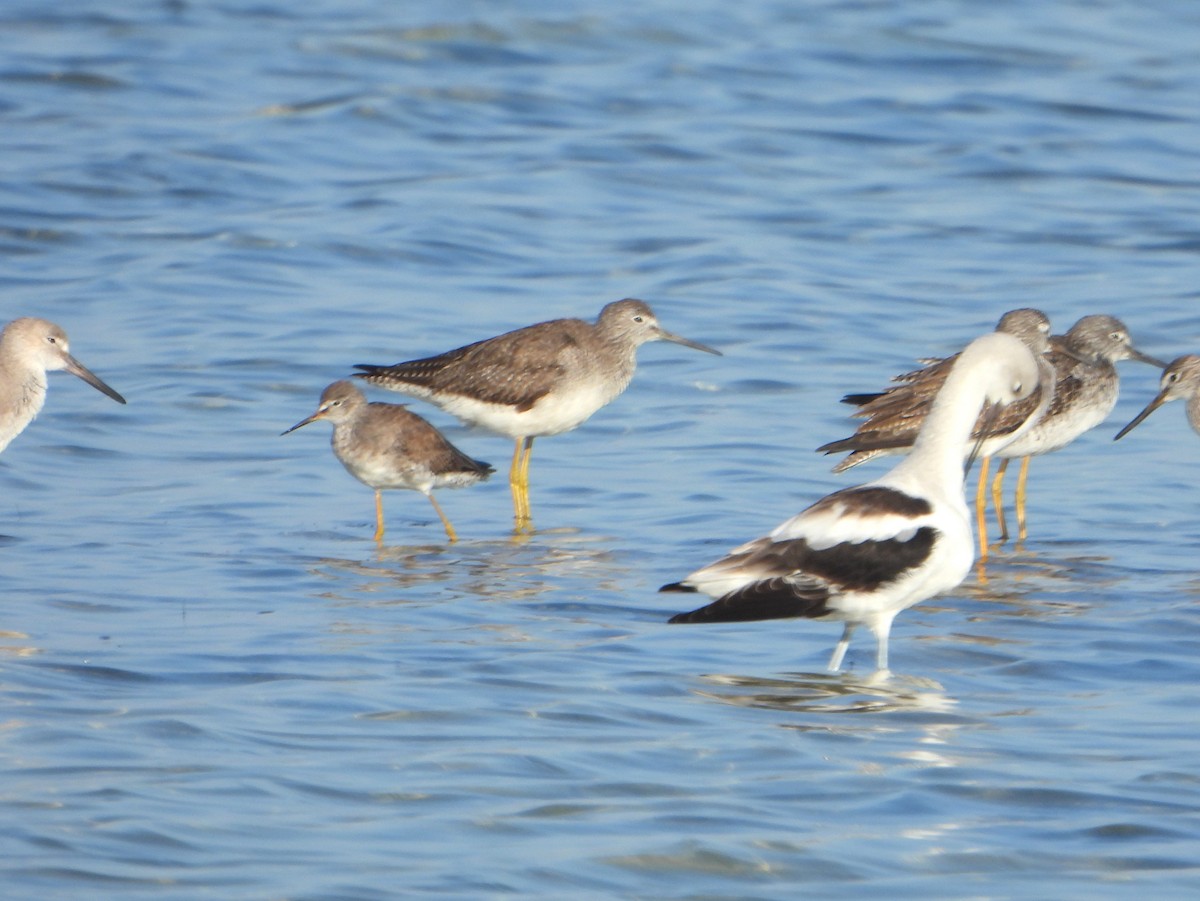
[
  {"x1": 312, "y1": 530, "x2": 624, "y2": 601},
  {"x1": 679, "y1": 547, "x2": 1111, "y2": 705},
  {"x1": 690, "y1": 671, "x2": 956, "y2": 716}
]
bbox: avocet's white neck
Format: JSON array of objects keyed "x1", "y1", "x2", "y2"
[{"x1": 882, "y1": 334, "x2": 1024, "y2": 500}]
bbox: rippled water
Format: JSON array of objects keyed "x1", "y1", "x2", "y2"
[{"x1": 3, "y1": 0, "x2": 1200, "y2": 897}]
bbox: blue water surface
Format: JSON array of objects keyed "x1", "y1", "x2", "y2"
[{"x1": 2, "y1": 1, "x2": 1200, "y2": 898}]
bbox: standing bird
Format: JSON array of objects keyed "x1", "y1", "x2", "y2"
[
  {"x1": 817, "y1": 309, "x2": 1057, "y2": 556},
  {"x1": 354, "y1": 299, "x2": 721, "y2": 532},
  {"x1": 819, "y1": 313, "x2": 1163, "y2": 551},
  {"x1": 664, "y1": 332, "x2": 1040, "y2": 674},
  {"x1": 0, "y1": 316, "x2": 126, "y2": 452},
  {"x1": 1114, "y1": 355, "x2": 1200, "y2": 441},
  {"x1": 282, "y1": 381, "x2": 493, "y2": 543},
  {"x1": 980, "y1": 315, "x2": 1163, "y2": 541}
]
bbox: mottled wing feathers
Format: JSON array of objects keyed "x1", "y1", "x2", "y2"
[
  {"x1": 356, "y1": 318, "x2": 589, "y2": 410},
  {"x1": 359, "y1": 402, "x2": 493, "y2": 479},
  {"x1": 840, "y1": 354, "x2": 957, "y2": 413},
  {"x1": 819, "y1": 361, "x2": 1046, "y2": 457}
]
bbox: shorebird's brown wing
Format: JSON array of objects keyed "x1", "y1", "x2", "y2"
[{"x1": 356, "y1": 318, "x2": 589, "y2": 411}]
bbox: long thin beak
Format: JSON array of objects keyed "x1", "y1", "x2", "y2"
[
  {"x1": 656, "y1": 328, "x2": 722, "y2": 356},
  {"x1": 281, "y1": 412, "x2": 322, "y2": 436},
  {"x1": 965, "y1": 400, "x2": 1002, "y2": 477},
  {"x1": 1130, "y1": 347, "x2": 1168, "y2": 369},
  {"x1": 62, "y1": 353, "x2": 126, "y2": 404},
  {"x1": 1114, "y1": 390, "x2": 1169, "y2": 441}
]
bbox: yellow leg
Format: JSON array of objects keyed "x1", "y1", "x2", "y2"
[
  {"x1": 991, "y1": 458, "x2": 1010, "y2": 543},
  {"x1": 517, "y1": 436, "x2": 534, "y2": 531},
  {"x1": 1015, "y1": 456, "x2": 1031, "y2": 542},
  {"x1": 509, "y1": 439, "x2": 524, "y2": 525},
  {"x1": 975, "y1": 456, "x2": 990, "y2": 561},
  {"x1": 373, "y1": 490, "x2": 386, "y2": 542},
  {"x1": 427, "y1": 492, "x2": 458, "y2": 543},
  {"x1": 509, "y1": 437, "x2": 535, "y2": 532}
]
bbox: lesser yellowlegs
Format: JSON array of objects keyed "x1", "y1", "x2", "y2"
[
  {"x1": 283, "y1": 380, "x2": 493, "y2": 542},
  {"x1": 354, "y1": 299, "x2": 720, "y2": 532},
  {"x1": 0, "y1": 317, "x2": 126, "y2": 453},
  {"x1": 664, "y1": 332, "x2": 1040, "y2": 674}
]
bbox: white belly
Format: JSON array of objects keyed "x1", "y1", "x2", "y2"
[{"x1": 438, "y1": 378, "x2": 623, "y2": 439}]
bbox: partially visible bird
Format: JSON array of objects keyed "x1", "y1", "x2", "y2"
[
  {"x1": 664, "y1": 331, "x2": 1041, "y2": 674},
  {"x1": 354, "y1": 299, "x2": 721, "y2": 532},
  {"x1": 0, "y1": 316, "x2": 126, "y2": 453},
  {"x1": 1114, "y1": 354, "x2": 1200, "y2": 441},
  {"x1": 980, "y1": 315, "x2": 1164, "y2": 541},
  {"x1": 819, "y1": 313, "x2": 1163, "y2": 551},
  {"x1": 283, "y1": 380, "x2": 493, "y2": 543},
  {"x1": 817, "y1": 308, "x2": 1057, "y2": 556}
]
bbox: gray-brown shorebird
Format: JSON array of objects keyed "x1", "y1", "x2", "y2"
[
  {"x1": 283, "y1": 380, "x2": 493, "y2": 542},
  {"x1": 1115, "y1": 354, "x2": 1200, "y2": 441},
  {"x1": 353, "y1": 299, "x2": 720, "y2": 532},
  {"x1": 0, "y1": 316, "x2": 126, "y2": 453}
]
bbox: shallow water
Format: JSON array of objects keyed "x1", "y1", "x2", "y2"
[{"x1": 3, "y1": 1, "x2": 1200, "y2": 898}]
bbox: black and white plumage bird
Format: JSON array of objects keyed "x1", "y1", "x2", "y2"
[{"x1": 662, "y1": 331, "x2": 1041, "y2": 673}]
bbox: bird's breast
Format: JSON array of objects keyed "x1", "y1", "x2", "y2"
[{"x1": 438, "y1": 373, "x2": 630, "y2": 439}]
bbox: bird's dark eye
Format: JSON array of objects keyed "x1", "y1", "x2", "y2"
[{"x1": 633, "y1": 315, "x2": 644, "y2": 323}]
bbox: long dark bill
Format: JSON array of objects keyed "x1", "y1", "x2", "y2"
[
  {"x1": 658, "y1": 329, "x2": 723, "y2": 356},
  {"x1": 1113, "y1": 390, "x2": 1168, "y2": 441},
  {"x1": 63, "y1": 354, "x2": 126, "y2": 405},
  {"x1": 964, "y1": 400, "x2": 1003, "y2": 479},
  {"x1": 1130, "y1": 348, "x2": 1168, "y2": 369}
]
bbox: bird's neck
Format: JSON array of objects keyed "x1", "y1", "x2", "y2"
[
  {"x1": 884, "y1": 360, "x2": 990, "y2": 497},
  {"x1": 595, "y1": 336, "x2": 639, "y2": 386},
  {"x1": 14, "y1": 369, "x2": 48, "y2": 417}
]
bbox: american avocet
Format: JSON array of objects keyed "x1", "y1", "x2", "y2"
[
  {"x1": 354, "y1": 299, "x2": 721, "y2": 532},
  {"x1": 664, "y1": 331, "x2": 1040, "y2": 673},
  {"x1": 283, "y1": 380, "x2": 493, "y2": 542}
]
